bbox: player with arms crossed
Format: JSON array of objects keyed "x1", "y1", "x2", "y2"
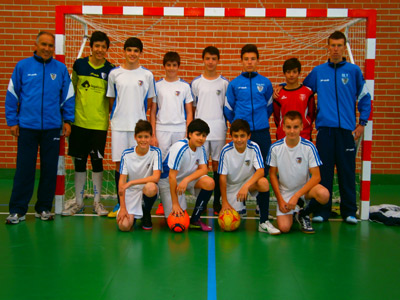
[
  {"x1": 267, "y1": 111, "x2": 329, "y2": 233},
  {"x1": 273, "y1": 57, "x2": 315, "y2": 141},
  {"x1": 107, "y1": 37, "x2": 156, "y2": 218},
  {"x1": 218, "y1": 119, "x2": 280, "y2": 234},
  {"x1": 117, "y1": 120, "x2": 162, "y2": 231},
  {"x1": 63, "y1": 31, "x2": 114, "y2": 216},
  {"x1": 191, "y1": 46, "x2": 229, "y2": 215},
  {"x1": 159, "y1": 119, "x2": 215, "y2": 231}
]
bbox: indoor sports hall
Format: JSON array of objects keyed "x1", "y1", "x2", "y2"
[{"x1": 0, "y1": 1, "x2": 399, "y2": 300}]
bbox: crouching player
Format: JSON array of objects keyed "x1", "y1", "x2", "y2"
[
  {"x1": 117, "y1": 120, "x2": 162, "y2": 231},
  {"x1": 267, "y1": 111, "x2": 329, "y2": 233},
  {"x1": 159, "y1": 119, "x2": 215, "y2": 231},
  {"x1": 218, "y1": 119, "x2": 280, "y2": 234}
]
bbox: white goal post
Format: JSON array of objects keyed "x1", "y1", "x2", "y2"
[{"x1": 54, "y1": 6, "x2": 376, "y2": 220}]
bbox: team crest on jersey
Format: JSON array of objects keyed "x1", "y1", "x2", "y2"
[
  {"x1": 256, "y1": 84, "x2": 264, "y2": 92},
  {"x1": 195, "y1": 159, "x2": 200, "y2": 165},
  {"x1": 296, "y1": 157, "x2": 302, "y2": 164},
  {"x1": 299, "y1": 94, "x2": 306, "y2": 101},
  {"x1": 216, "y1": 90, "x2": 221, "y2": 96},
  {"x1": 341, "y1": 73, "x2": 349, "y2": 85},
  {"x1": 101, "y1": 72, "x2": 107, "y2": 79},
  {"x1": 146, "y1": 163, "x2": 151, "y2": 169},
  {"x1": 175, "y1": 91, "x2": 181, "y2": 96},
  {"x1": 138, "y1": 80, "x2": 143, "y2": 86},
  {"x1": 245, "y1": 160, "x2": 250, "y2": 166},
  {"x1": 50, "y1": 73, "x2": 57, "y2": 80}
]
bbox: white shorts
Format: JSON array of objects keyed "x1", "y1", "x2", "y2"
[
  {"x1": 122, "y1": 185, "x2": 145, "y2": 218},
  {"x1": 112, "y1": 130, "x2": 137, "y2": 162},
  {"x1": 276, "y1": 196, "x2": 303, "y2": 216},
  {"x1": 203, "y1": 140, "x2": 225, "y2": 161},
  {"x1": 156, "y1": 130, "x2": 185, "y2": 162},
  {"x1": 227, "y1": 184, "x2": 258, "y2": 215},
  {"x1": 158, "y1": 177, "x2": 202, "y2": 218}
]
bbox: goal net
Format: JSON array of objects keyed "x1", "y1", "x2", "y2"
[{"x1": 59, "y1": 7, "x2": 371, "y2": 216}]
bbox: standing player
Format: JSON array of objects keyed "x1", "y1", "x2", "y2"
[
  {"x1": 106, "y1": 37, "x2": 156, "y2": 218},
  {"x1": 303, "y1": 31, "x2": 371, "y2": 224},
  {"x1": 63, "y1": 31, "x2": 114, "y2": 216},
  {"x1": 117, "y1": 120, "x2": 162, "y2": 231},
  {"x1": 159, "y1": 119, "x2": 215, "y2": 231},
  {"x1": 273, "y1": 57, "x2": 316, "y2": 141},
  {"x1": 267, "y1": 111, "x2": 329, "y2": 233},
  {"x1": 150, "y1": 51, "x2": 193, "y2": 216},
  {"x1": 191, "y1": 46, "x2": 229, "y2": 215},
  {"x1": 224, "y1": 44, "x2": 274, "y2": 217},
  {"x1": 218, "y1": 119, "x2": 280, "y2": 234},
  {"x1": 150, "y1": 51, "x2": 193, "y2": 161},
  {"x1": 5, "y1": 31, "x2": 74, "y2": 224}
]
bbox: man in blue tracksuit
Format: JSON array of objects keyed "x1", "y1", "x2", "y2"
[
  {"x1": 303, "y1": 31, "x2": 371, "y2": 224},
  {"x1": 5, "y1": 31, "x2": 75, "y2": 224},
  {"x1": 224, "y1": 44, "x2": 280, "y2": 235}
]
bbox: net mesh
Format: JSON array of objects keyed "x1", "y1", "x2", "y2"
[{"x1": 63, "y1": 13, "x2": 366, "y2": 203}]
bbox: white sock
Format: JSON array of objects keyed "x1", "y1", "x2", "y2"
[
  {"x1": 75, "y1": 171, "x2": 86, "y2": 206},
  {"x1": 92, "y1": 172, "x2": 103, "y2": 203}
]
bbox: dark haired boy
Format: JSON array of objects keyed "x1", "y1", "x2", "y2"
[
  {"x1": 218, "y1": 119, "x2": 280, "y2": 234},
  {"x1": 106, "y1": 37, "x2": 157, "y2": 218},
  {"x1": 158, "y1": 119, "x2": 215, "y2": 231},
  {"x1": 191, "y1": 46, "x2": 229, "y2": 215},
  {"x1": 63, "y1": 31, "x2": 114, "y2": 216},
  {"x1": 117, "y1": 120, "x2": 162, "y2": 231},
  {"x1": 273, "y1": 57, "x2": 316, "y2": 141},
  {"x1": 150, "y1": 51, "x2": 193, "y2": 215},
  {"x1": 267, "y1": 111, "x2": 329, "y2": 233}
]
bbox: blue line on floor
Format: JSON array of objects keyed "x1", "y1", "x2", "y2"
[{"x1": 208, "y1": 219, "x2": 217, "y2": 300}]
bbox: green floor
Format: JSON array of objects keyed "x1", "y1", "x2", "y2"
[{"x1": 1, "y1": 172, "x2": 400, "y2": 300}]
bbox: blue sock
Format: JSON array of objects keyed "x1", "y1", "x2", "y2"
[
  {"x1": 143, "y1": 194, "x2": 157, "y2": 213},
  {"x1": 302, "y1": 198, "x2": 318, "y2": 216},
  {"x1": 191, "y1": 189, "x2": 213, "y2": 222},
  {"x1": 213, "y1": 171, "x2": 221, "y2": 206},
  {"x1": 114, "y1": 170, "x2": 120, "y2": 205},
  {"x1": 257, "y1": 191, "x2": 270, "y2": 223}
]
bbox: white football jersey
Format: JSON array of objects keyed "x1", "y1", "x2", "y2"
[
  {"x1": 120, "y1": 145, "x2": 162, "y2": 180},
  {"x1": 107, "y1": 66, "x2": 156, "y2": 131},
  {"x1": 167, "y1": 138, "x2": 208, "y2": 183},
  {"x1": 154, "y1": 78, "x2": 193, "y2": 132},
  {"x1": 218, "y1": 140, "x2": 264, "y2": 193},
  {"x1": 191, "y1": 75, "x2": 229, "y2": 141},
  {"x1": 267, "y1": 137, "x2": 322, "y2": 201}
]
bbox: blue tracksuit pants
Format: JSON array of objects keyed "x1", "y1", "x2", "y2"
[
  {"x1": 315, "y1": 127, "x2": 357, "y2": 220},
  {"x1": 9, "y1": 128, "x2": 61, "y2": 215}
]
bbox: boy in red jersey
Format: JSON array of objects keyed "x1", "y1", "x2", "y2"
[{"x1": 273, "y1": 58, "x2": 316, "y2": 141}]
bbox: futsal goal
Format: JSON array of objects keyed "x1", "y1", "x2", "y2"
[{"x1": 54, "y1": 6, "x2": 376, "y2": 220}]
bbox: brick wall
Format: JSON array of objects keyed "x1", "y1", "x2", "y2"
[{"x1": 0, "y1": 0, "x2": 399, "y2": 174}]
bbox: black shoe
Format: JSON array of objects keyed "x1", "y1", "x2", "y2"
[
  {"x1": 295, "y1": 210, "x2": 315, "y2": 234},
  {"x1": 213, "y1": 201, "x2": 222, "y2": 216},
  {"x1": 141, "y1": 210, "x2": 152, "y2": 230}
]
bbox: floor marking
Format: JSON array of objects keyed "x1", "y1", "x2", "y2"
[{"x1": 208, "y1": 220, "x2": 217, "y2": 300}]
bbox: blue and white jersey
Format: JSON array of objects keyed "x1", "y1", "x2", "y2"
[
  {"x1": 163, "y1": 138, "x2": 207, "y2": 182},
  {"x1": 191, "y1": 74, "x2": 229, "y2": 141},
  {"x1": 303, "y1": 58, "x2": 371, "y2": 131},
  {"x1": 218, "y1": 140, "x2": 263, "y2": 192},
  {"x1": 120, "y1": 145, "x2": 162, "y2": 182},
  {"x1": 224, "y1": 72, "x2": 273, "y2": 132},
  {"x1": 154, "y1": 78, "x2": 193, "y2": 132},
  {"x1": 107, "y1": 66, "x2": 156, "y2": 131},
  {"x1": 267, "y1": 137, "x2": 322, "y2": 201}
]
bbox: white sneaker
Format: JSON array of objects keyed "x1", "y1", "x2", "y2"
[
  {"x1": 93, "y1": 202, "x2": 108, "y2": 216},
  {"x1": 61, "y1": 200, "x2": 84, "y2": 216},
  {"x1": 258, "y1": 220, "x2": 281, "y2": 235}
]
